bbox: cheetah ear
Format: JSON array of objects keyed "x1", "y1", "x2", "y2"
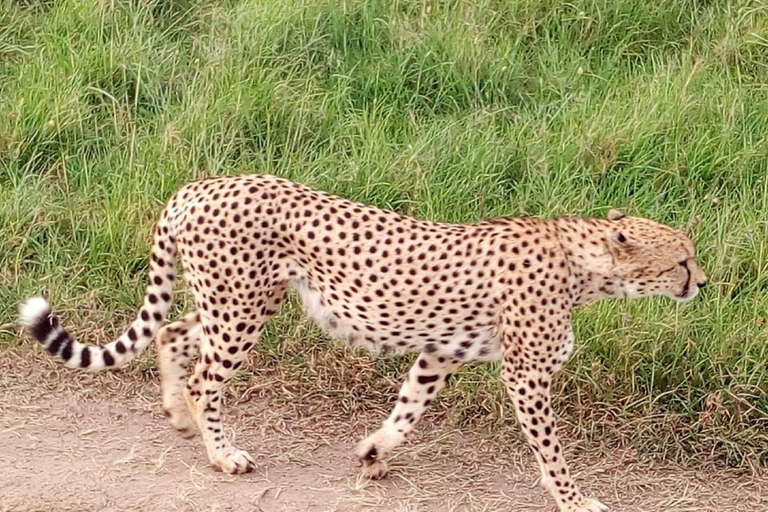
[
  {"x1": 607, "y1": 209, "x2": 625, "y2": 221},
  {"x1": 605, "y1": 229, "x2": 635, "y2": 257}
]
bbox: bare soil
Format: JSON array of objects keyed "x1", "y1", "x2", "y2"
[{"x1": 1, "y1": 348, "x2": 767, "y2": 512}]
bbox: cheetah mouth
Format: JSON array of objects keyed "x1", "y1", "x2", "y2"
[{"x1": 676, "y1": 263, "x2": 693, "y2": 300}]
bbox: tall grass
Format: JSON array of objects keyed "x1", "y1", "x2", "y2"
[{"x1": 1, "y1": 0, "x2": 767, "y2": 467}]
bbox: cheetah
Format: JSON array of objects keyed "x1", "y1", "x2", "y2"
[{"x1": 19, "y1": 174, "x2": 706, "y2": 512}]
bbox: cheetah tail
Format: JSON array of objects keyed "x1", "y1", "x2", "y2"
[{"x1": 18, "y1": 205, "x2": 178, "y2": 372}]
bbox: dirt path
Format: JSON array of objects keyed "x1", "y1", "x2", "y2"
[{"x1": 1, "y1": 349, "x2": 767, "y2": 512}]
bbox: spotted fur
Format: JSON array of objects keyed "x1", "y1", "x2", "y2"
[{"x1": 19, "y1": 174, "x2": 706, "y2": 511}]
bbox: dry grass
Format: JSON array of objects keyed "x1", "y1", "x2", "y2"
[{"x1": 4, "y1": 341, "x2": 768, "y2": 512}]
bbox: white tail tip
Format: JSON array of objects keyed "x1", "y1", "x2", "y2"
[{"x1": 19, "y1": 296, "x2": 51, "y2": 329}]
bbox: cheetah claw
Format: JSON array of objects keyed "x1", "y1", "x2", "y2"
[
  {"x1": 356, "y1": 439, "x2": 389, "y2": 479},
  {"x1": 360, "y1": 458, "x2": 388, "y2": 479}
]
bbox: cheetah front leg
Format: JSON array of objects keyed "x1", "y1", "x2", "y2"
[
  {"x1": 356, "y1": 352, "x2": 462, "y2": 478},
  {"x1": 500, "y1": 351, "x2": 607, "y2": 510},
  {"x1": 502, "y1": 364, "x2": 606, "y2": 511}
]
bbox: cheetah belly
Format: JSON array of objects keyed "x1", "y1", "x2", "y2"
[
  {"x1": 289, "y1": 276, "x2": 376, "y2": 350},
  {"x1": 426, "y1": 325, "x2": 503, "y2": 362},
  {"x1": 288, "y1": 271, "x2": 503, "y2": 362}
]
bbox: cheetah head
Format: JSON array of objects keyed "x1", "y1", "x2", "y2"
[{"x1": 604, "y1": 209, "x2": 707, "y2": 301}]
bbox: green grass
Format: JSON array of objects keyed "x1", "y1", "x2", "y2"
[{"x1": 1, "y1": 0, "x2": 767, "y2": 467}]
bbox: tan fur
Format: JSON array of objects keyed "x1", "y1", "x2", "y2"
[{"x1": 20, "y1": 175, "x2": 706, "y2": 512}]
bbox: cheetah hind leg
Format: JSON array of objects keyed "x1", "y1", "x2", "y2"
[
  {"x1": 185, "y1": 283, "x2": 288, "y2": 474},
  {"x1": 156, "y1": 310, "x2": 202, "y2": 438}
]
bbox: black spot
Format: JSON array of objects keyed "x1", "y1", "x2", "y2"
[
  {"x1": 46, "y1": 331, "x2": 68, "y2": 355},
  {"x1": 30, "y1": 312, "x2": 55, "y2": 342},
  {"x1": 417, "y1": 375, "x2": 440, "y2": 385},
  {"x1": 61, "y1": 339, "x2": 74, "y2": 360},
  {"x1": 102, "y1": 350, "x2": 115, "y2": 366},
  {"x1": 80, "y1": 347, "x2": 91, "y2": 367},
  {"x1": 363, "y1": 447, "x2": 378, "y2": 461},
  {"x1": 115, "y1": 341, "x2": 127, "y2": 354}
]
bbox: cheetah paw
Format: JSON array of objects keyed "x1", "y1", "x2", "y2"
[
  {"x1": 360, "y1": 458, "x2": 389, "y2": 479},
  {"x1": 163, "y1": 408, "x2": 197, "y2": 439},
  {"x1": 355, "y1": 438, "x2": 390, "y2": 479},
  {"x1": 565, "y1": 498, "x2": 608, "y2": 512},
  {"x1": 214, "y1": 449, "x2": 256, "y2": 474}
]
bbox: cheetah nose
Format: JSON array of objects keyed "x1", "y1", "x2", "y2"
[{"x1": 697, "y1": 281, "x2": 706, "y2": 289}]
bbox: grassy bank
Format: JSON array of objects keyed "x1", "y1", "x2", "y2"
[{"x1": 1, "y1": 0, "x2": 767, "y2": 467}]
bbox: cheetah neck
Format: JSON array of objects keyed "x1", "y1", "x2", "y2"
[{"x1": 554, "y1": 217, "x2": 627, "y2": 305}]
